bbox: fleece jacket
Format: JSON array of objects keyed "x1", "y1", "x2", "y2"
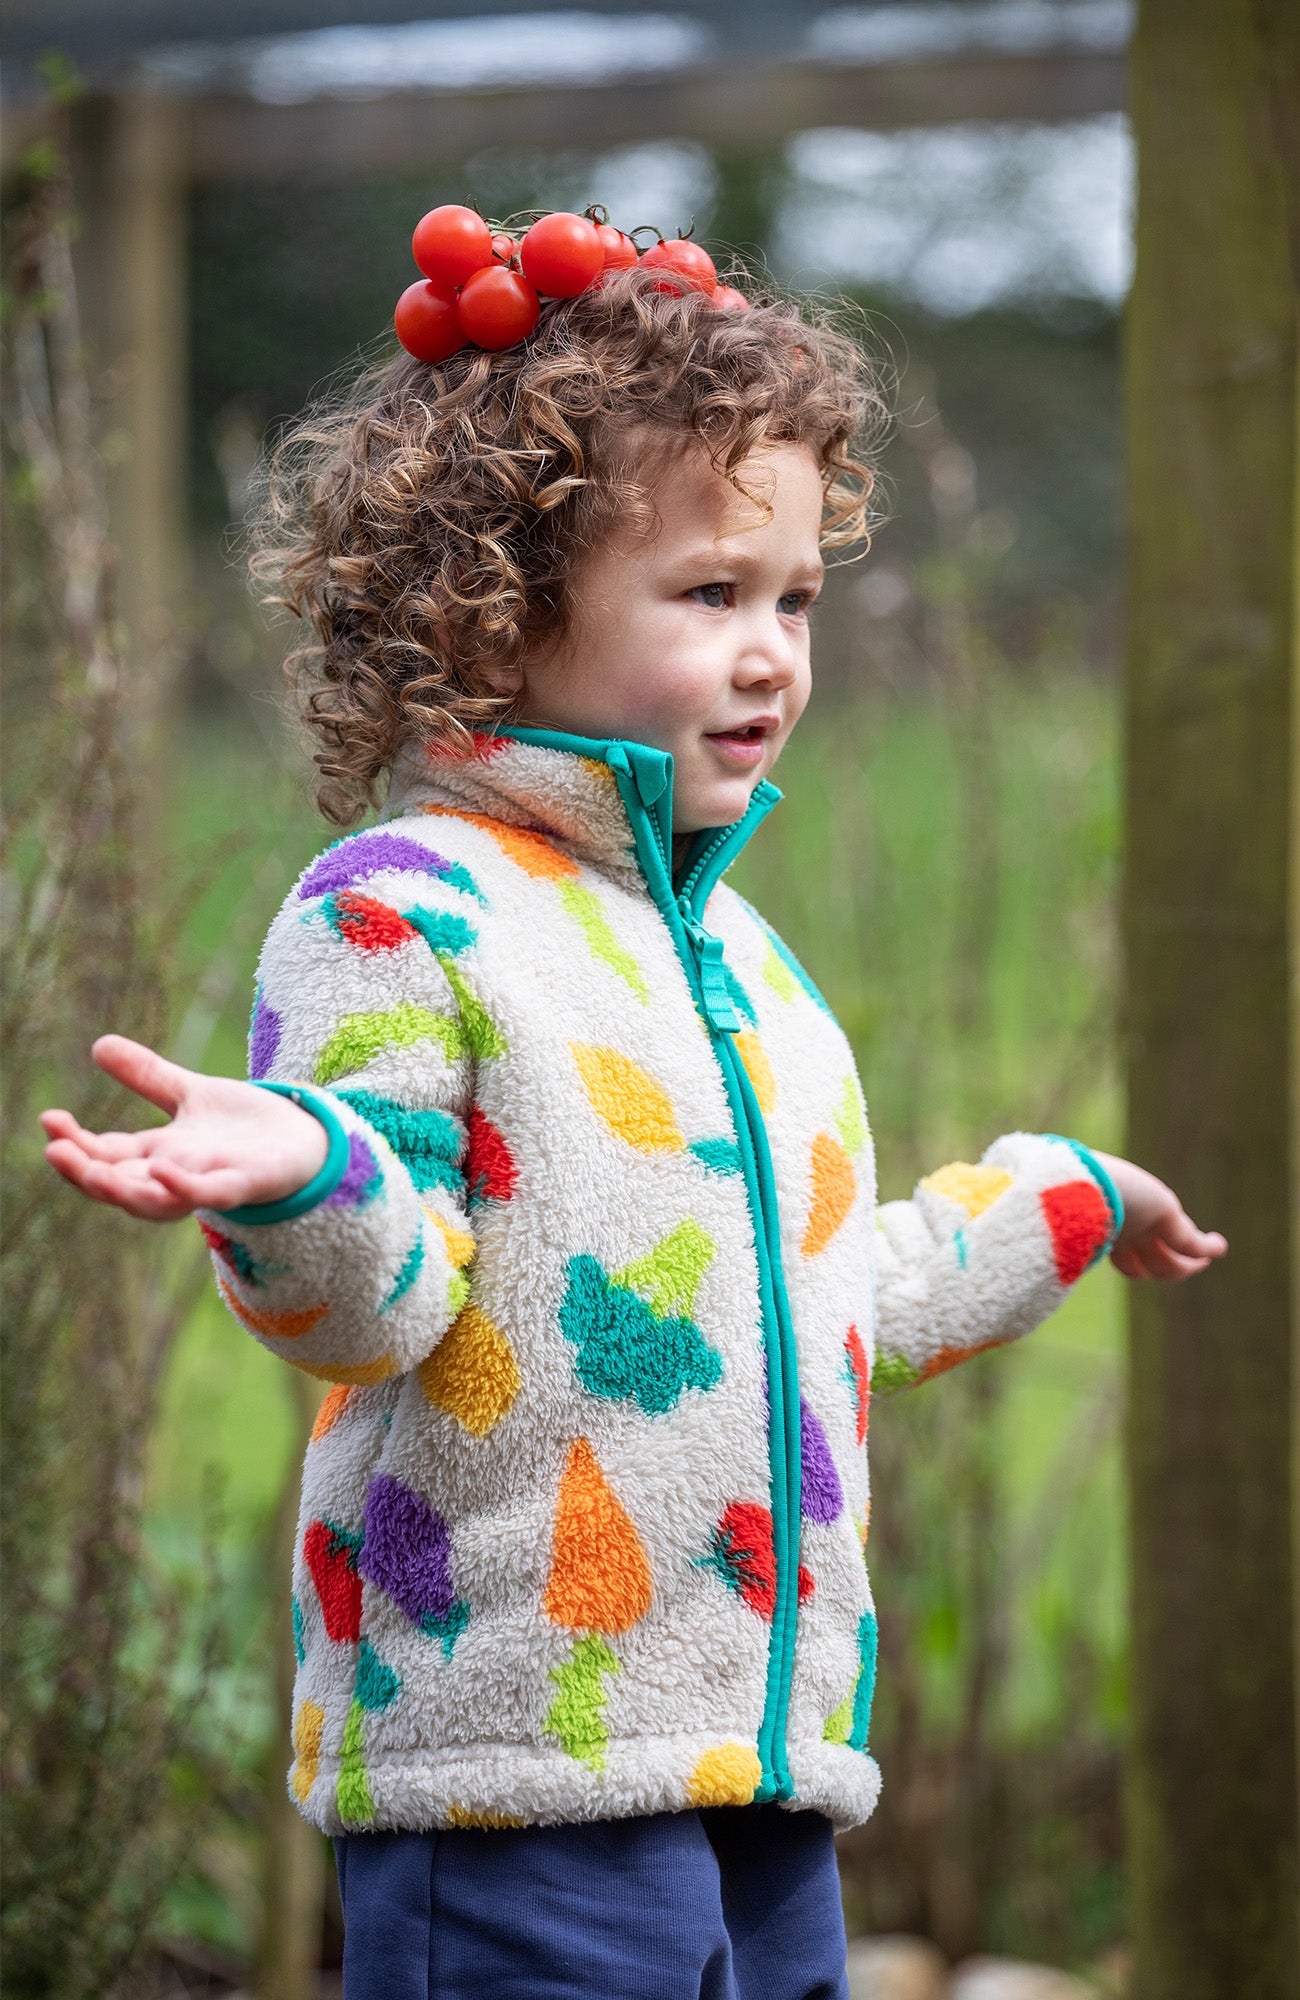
[{"x1": 199, "y1": 725, "x2": 1122, "y2": 1837}]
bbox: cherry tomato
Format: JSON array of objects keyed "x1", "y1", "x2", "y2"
[
  {"x1": 491, "y1": 232, "x2": 516, "y2": 265},
  {"x1": 456, "y1": 266, "x2": 541, "y2": 349},
  {"x1": 711, "y1": 285, "x2": 751, "y2": 312},
  {"x1": 595, "y1": 222, "x2": 638, "y2": 273},
  {"x1": 520, "y1": 212, "x2": 604, "y2": 297},
  {"x1": 394, "y1": 280, "x2": 466, "y2": 363},
  {"x1": 639, "y1": 237, "x2": 717, "y2": 295},
  {"x1": 412, "y1": 205, "x2": 494, "y2": 288}
]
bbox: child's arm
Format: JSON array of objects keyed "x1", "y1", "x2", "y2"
[
  {"x1": 870, "y1": 1133, "x2": 1225, "y2": 1393},
  {"x1": 41, "y1": 881, "x2": 481, "y2": 1388}
]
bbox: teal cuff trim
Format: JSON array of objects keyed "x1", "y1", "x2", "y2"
[
  {"x1": 214, "y1": 1082, "x2": 352, "y2": 1226},
  {"x1": 1042, "y1": 1133, "x2": 1125, "y2": 1249}
]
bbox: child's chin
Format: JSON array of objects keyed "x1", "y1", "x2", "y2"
[{"x1": 678, "y1": 776, "x2": 761, "y2": 831}]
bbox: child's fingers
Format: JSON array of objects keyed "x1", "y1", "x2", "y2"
[
  {"x1": 44, "y1": 1141, "x2": 192, "y2": 1221},
  {"x1": 1142, "y1": 1237, "x2": 1216, "y2": 1283},
  {"x1": 1163, "y1": 1210, "x2": 1227, "y2": 1260},
  {"x1": 39, "y1": 1107, "x2": 155, "y2": 1163},
  {"x1": 1110, "y1": 1244, "x2": 1152, "y2": 1279},
  {"x1": 147, "y1": 1155, "x2": 256, "y2": 1212},
  {"x1": 91, "y1": 1033, "x2": 192, "y2": 1117}
]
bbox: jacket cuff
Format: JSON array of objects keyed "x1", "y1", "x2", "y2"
[
  {"x1": 212, "y1": 1081, "x2": 352, "y2": 1225},
  {"x1": 1039, "y1": 1134, "x2": 1124, "y2": 1256}
]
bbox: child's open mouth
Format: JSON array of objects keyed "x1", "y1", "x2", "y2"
[{"x1": 705, "y1": 722, "x2": 774, "y2": 766}]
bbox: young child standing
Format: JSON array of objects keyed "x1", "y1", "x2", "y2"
[{"x1": 42, "y1": 219, "x2": 1225, "y2": 2000}]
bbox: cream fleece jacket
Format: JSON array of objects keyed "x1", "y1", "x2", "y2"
[{"x1": 200, "y1": 727, "x2": 1121, "y2": 1835}]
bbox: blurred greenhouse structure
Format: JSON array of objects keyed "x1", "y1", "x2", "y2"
[{"x1": 1, "y1": 3, "x2": 1294, "y2": 1996}]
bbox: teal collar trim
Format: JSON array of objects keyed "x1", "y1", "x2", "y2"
[{"x1": 493, "y1": 723, "x2": 781, "y2": 908}]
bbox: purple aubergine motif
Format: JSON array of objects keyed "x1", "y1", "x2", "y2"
[
  {"x1": 248, "y1": 986, "x2": 281, "y2": 1080},
  {"x1": 359, "y1": 1473, "x2": 469, "y2": 1656},
  {"x1": 324, "y1": 1134, "x2": 383, "y2": 1208},
  {"x1": 300, "y1": 831, "x2": 457, "y2": 902},
  {"x1": 800, "y1": 1399, "x2": 844, "y2": 1524}
]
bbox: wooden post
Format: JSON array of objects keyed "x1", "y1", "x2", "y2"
[
  {"x1": 1123, "y1": 2, "x2": 1299, "y2": 1996},
  {"x1": 71, "y1": 91, "x2": 188, "y2": 778}
]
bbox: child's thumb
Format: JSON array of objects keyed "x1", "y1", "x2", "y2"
[{"x1": 91, "y1": 1034, "x2": 190, "y2": 1117}]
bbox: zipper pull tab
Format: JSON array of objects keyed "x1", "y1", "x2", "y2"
[{"x1": 680, "y1": 906, "x2": 741, "y2": 1033}]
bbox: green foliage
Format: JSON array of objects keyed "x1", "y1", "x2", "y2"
[{"x1": 0, "y1": 144, "x2": 234, "y2": 1999}]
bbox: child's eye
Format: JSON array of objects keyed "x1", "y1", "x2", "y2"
[
  {"x1": 778, "y1": 591, "x2": 811, "y2": 617},
  {"x1": 688, "y1": 582, "x2": 731, "y2": 609}
]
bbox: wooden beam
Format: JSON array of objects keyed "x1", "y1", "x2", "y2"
[
  {"x1": 1123, "y1": 0, "x2": 1299, "y2": 1992},
  {"x1": 180, "y1": 49, "x2": 1125, "y2": 181},
  {"x1": 3, "y1": 47, "x2": 1127, "y2": 184}
]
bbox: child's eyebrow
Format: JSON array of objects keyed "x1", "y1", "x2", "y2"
[{"x1": 669, "y1": 542, "x2": 826, "y2": 584}]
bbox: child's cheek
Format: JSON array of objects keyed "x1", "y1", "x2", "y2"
[{"x1": 627, "y1": 634, "x2": 729, "y2": 733}]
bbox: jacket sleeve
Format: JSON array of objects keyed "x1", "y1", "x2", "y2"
[
  {"x1": 195, "y1": 845, "x2": 487, "y2": 1388},
  {"x1": 870, "y1": 1132, "x2": 1123, "y2": 1392}
]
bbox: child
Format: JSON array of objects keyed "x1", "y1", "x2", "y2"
[{"x1": 42, "y1": 227, "x2": 1225, "y2": 1999}]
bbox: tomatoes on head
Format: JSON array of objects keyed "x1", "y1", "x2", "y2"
[
  {"x1": 394, "y1": 280, "x2": 465, "y2": 364},
  {"x1": 639, "y1": 237, "x2": 718, "y2": 295},
  {"x1": 711, "y1": 285, "x2": 751, "y2": 312},
  {"x1": 456, "y1": 266, "x2": 541, "y2": 349},
  {"x1": 490, "y1": 232, "x2": 517, "y2": 265},
  {"x1": 412, "y1": 205, "x2": 494, "y2": 288},
  {"x1": 594, "y1": 222, "x2": 638, "y2": 274},
  {"x1": 520, "y1": 212, "x2": 604, "y2": 298}
]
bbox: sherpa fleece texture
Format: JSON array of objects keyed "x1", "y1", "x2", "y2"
[{"x1": 199, "y1": 731, "x2": 1121, "y2": 1838}]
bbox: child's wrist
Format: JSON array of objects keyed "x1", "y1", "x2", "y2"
[{"x1": 216, "y1": 1083, "x2": 352, "y2": 1225}]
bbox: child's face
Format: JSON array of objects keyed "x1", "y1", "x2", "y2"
[{"x1": 515, "y1": 439, "x2": 824, "y2": 834}]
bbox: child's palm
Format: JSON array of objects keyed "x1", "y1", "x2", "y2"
[{"x1": 39, "y1": 1034, "x2": 327, "y2": 1223}]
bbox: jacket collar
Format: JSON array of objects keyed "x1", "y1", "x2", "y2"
[{"x1": 385, "y1": 725, "x2": 781, "y2": 912}]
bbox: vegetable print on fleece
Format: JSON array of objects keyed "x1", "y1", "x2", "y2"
[{"x1": 199, "y1": 729, "x2": 1122, "y2": 1836}]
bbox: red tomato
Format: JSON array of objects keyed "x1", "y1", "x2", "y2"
[
  {"x1": 595, "y1": 222, "x2": 638, "y2": 273},
  {"x1": 711, "y1": 285, "x2": 751, "y2": 312},
  {"x1": 412, "y1": 205, "x2": 494, "y2": 288},
  {"x1": 491, "y1": 232, "x2": 517, "y2": 265},
  {"x1": 520, "y1": 212, "x2": 604, "y2": 297},
  {"x1": 640, "y1": 238, "x2": 718, "y2": 295},
  {"x1": 394, "y1": 280, "x2": 465, "y2": 363},
  {"x1": 456, "y1": 266, "x2": 541, "y2": 349}
]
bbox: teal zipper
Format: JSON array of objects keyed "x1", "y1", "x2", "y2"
[{"x1": 498, "y1": 725, "x2": 803, "y2": 1801}]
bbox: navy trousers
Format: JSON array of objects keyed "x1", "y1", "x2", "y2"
[{"x1": 333, "y1": 1804, "x2": 849, "y2": 1999}]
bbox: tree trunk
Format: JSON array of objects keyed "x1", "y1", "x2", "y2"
[{"x1": 1123, "y1": 2, "x2": 1299, "y2": 1996}]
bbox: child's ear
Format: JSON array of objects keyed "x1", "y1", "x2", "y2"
[{"x1": 479, "y1": 661, "x2": 525, "y2": 696}]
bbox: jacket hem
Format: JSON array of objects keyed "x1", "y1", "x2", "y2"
[{"x1": 288, "y1": 1732, "x2": 882, "y2": 1837}]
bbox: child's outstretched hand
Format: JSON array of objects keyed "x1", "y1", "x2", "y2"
[
  {"x1": 1087, "y1": 1149, "x2": 1227, "y2": 1281},
  {"x1": 39, "y1": 1034, "x2": 328, "y2": 1223}
]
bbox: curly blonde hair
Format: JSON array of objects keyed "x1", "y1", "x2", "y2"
[{"x1": 251, "y1": 264, "x2": 888, "y2": 824}]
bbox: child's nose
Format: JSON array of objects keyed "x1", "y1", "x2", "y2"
[{"x1": 736, "y1": 621, "x2": 800, "y2": 687}]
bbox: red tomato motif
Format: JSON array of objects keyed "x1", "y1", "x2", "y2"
[
  {"x1": 595, "y1": 221, "x2": 638, "y2": 273},
  {"x1": 394, "y1": 280, "x2": 466, "y2": 363},
  {"x1": 412, "y1": 204, "x2": 494, "y2": 287},
  {"x1": 711, "y1": 285, "x2": 751, "y2": 312},
  {"x1": 520, "y1": 212, "x2": 604, "y2": 297},
  {"x1": 456, "y1": 266, "x2": 541, "y2": 349},
  {"x1": 639, "y1": 237, "x2": 718, "y2": 295}
]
